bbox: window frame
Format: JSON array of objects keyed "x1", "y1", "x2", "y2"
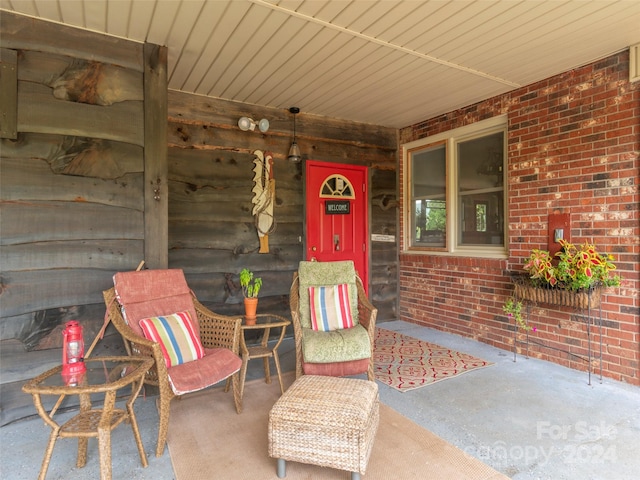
[
  {"x1": 402, "y1": 115, "x2": 508, "y2": 259},
  {"x1": 408, "y1": 139, "x2": 448, "y2": 251}
]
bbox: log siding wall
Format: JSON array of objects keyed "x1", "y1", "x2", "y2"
[
  {"x1": 167, "y1": 92, "x2": 398, "y2": 321},
  {"x1": 1, "y1": 13, "x2": 148, "y2": 349},
  {"x1": 398, "y1": 51, "x2": 640, "y2": 385}
]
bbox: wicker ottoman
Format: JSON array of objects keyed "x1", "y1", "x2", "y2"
[{"x1": 268, "y1": 375, "x2": 379, "y2": 480}]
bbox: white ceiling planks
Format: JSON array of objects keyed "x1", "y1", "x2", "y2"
[
  {"x1": 34, "y1": 0, "x2": 63, "y2": 22},
  {"x1": 169, "y1": 0, "x2": 232, "y2": 92},
  {"x1": 106, "y1": 0, "x2": 132, "y2": 39},
  {"x1": 58, "y1": 0, "x2": 85, "y2": 29},
  {"x1": 434, "y1": 2, "x2": 545, "y2": 64},
  {"x1": 164, "y1": 1, "x2": 208, "y2": 85},
  {"x1": 243, "y1": 18, "x2": 325, "y2": 106},
  {"x1": 83, "y1": 0, "x2": 107, "y2": 33},
  {"x1": 343, "y1": 1, "x2": 400, "y2": 36},
  {"x1": 238, "y1": 17, "x2": 320, "y2": 103},
  {"x1": 126, "y1": 0, "x2": 154, "y2": 41},
  {"x1": 207, "y1": 5, "x2": 283, "y2": 99},
  {"x1": 145, "y1": 1, "x2": 180, "y2": 46},
  {"x1": 257, "y1": 24, "x2": 347, "y2": 106},
  {"x1": 2, "y1": 0, "x2": 639, "y2": 128}
]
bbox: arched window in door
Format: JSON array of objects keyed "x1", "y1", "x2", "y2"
[{"x1": 319, "y1": 174, "x2": 356, "y2": 199}]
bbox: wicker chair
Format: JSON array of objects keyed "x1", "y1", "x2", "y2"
[
  {"x1": 289, "y1": 260, "x2": 377, "y2": 382},
  {"x1": 103, "y1": 269, "x2": 243, "y2": 457}
]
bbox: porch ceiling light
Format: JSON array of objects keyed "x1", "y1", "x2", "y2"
[{"x1": 238, "y1": 116, "x2": 269, "y2": 133}]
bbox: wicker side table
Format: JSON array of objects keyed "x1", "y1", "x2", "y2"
[
  {"x1": 268, "y1": 375, "x2": 379, "y2": 480},
  {"x1": 238, "y1": 314, "x2": 290, "y2": 400},
  {"x1": 22, "y1": 356, "x2": 153, "y2": 480}
]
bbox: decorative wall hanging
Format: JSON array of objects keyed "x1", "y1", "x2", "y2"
[{"x1": 251, "y1": 150, "x2": 276, "y2": 253}]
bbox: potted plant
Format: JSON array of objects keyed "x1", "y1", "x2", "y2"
[{"x1": 240, "y1": 268, "x2": 262, "y2": 324}]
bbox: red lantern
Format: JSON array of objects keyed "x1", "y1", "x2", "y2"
[{"x1": 62, "y1": 321, "x2": 86, "y2": 383}]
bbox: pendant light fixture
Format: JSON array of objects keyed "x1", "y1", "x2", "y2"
[{"x1": 287, "y1": 107, "x2": 301, "y2": 163}]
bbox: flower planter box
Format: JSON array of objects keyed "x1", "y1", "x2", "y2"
[
  {"x1": 508, "y1": 271, "x2": 606, "y2": 386},
  {"x1": 511, "y1": 273, "x2": 602, "y2": 309}
]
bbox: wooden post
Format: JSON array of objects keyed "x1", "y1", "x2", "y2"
[{"x1": 143, "y1": 43, "x2": 168, "y2": 269}]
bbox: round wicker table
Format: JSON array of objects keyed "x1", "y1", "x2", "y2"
[{"x1": 22, "y1": 355, "x2": 153, "y2": 480}]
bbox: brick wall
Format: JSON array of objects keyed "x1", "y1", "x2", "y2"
[{"x1": 398, "y1": 51, "x2": 639, "y2": 385}]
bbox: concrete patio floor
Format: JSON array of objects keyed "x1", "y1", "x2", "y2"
[{"x1": 1, "y1": 320, "x2": 639, "y2": 479}]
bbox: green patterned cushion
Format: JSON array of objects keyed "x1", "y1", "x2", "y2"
[
  {"x1": 301, "y1": 324, "x2": 371, "y2": 363},
  {"x1": 298, "y1": 261, "x2": 359, "y2": 329}
]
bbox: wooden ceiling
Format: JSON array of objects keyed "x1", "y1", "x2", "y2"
[{"x1": 2, "y1": 0, "x2": 640, "y2": 128}]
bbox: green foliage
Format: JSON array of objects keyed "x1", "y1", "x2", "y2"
[
  {"x1": 502, "y1": 297, "x2": 534, "y2": 331},
  {"x1": 554, "y1": 240, "x2": 620, "y2": 290},
  {"x1": 523, "y1": 249, "x2": 557, "y2": 286},
  {"x1": 424, "y1": 201, "x2": 446, "y2": 230},
  {"x1": 239, "y1": 268, "x2": 262, "y2": 298},
  {"x1": 523, "y1": 240, "x2": 620, "y2": 291}
]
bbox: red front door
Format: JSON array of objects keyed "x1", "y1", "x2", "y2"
[{"x1": 305, "y1": 161, "x2": 369, "y2": 293}]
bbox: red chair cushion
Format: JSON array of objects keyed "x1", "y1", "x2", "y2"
[
  {"x1": 302, "y1": 358, "x2": 370, "y2": 378},
  {"x1": 168, "y1": 347, "x2": 242, "y2": 395},
  {"x1": 113, "y1": 269, "x2": 200, "y2": 339}
]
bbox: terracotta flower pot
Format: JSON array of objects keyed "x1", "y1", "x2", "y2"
[{"x1": 244, "y1": 297, "x2": 258, "y2": 325}]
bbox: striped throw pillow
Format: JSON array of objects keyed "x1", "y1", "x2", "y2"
[
  {"x1": 139, "y1": 311, "x2": 205, "y2": 368},
  {"x1": 309, "y1": 284, "x2": 354, "y2": 332}
]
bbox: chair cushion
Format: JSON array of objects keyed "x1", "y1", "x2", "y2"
[
  {"x1": 309, "y1": 284, "x2": 354, "y2": 331},
  {"x1": 113, "y1": 269, "x2": 200, "y2": 339},
  {"x1": 167, "y1": 347, "x2": 242, "y2": 396},
  {"x1": 298, "y1": 261, "x2": 359, "y2": 329},
  {"x1": 139, "y1": 311, "x2": 205, "y2": 368},
  {"x1": 301, "y1": 324, "x2": 371, "y2": 363}
]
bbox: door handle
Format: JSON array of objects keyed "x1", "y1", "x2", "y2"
[
  {"x1": 334, "y1": 234, "x2": 340, "y2": 251},
  {"x1": 311, "y1": 246, "x2": 317, "y2": 251}
]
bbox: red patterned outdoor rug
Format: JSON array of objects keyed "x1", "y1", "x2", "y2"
[{"x1": 374, "y1": 328, "x2": 494, "y2": 392}]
